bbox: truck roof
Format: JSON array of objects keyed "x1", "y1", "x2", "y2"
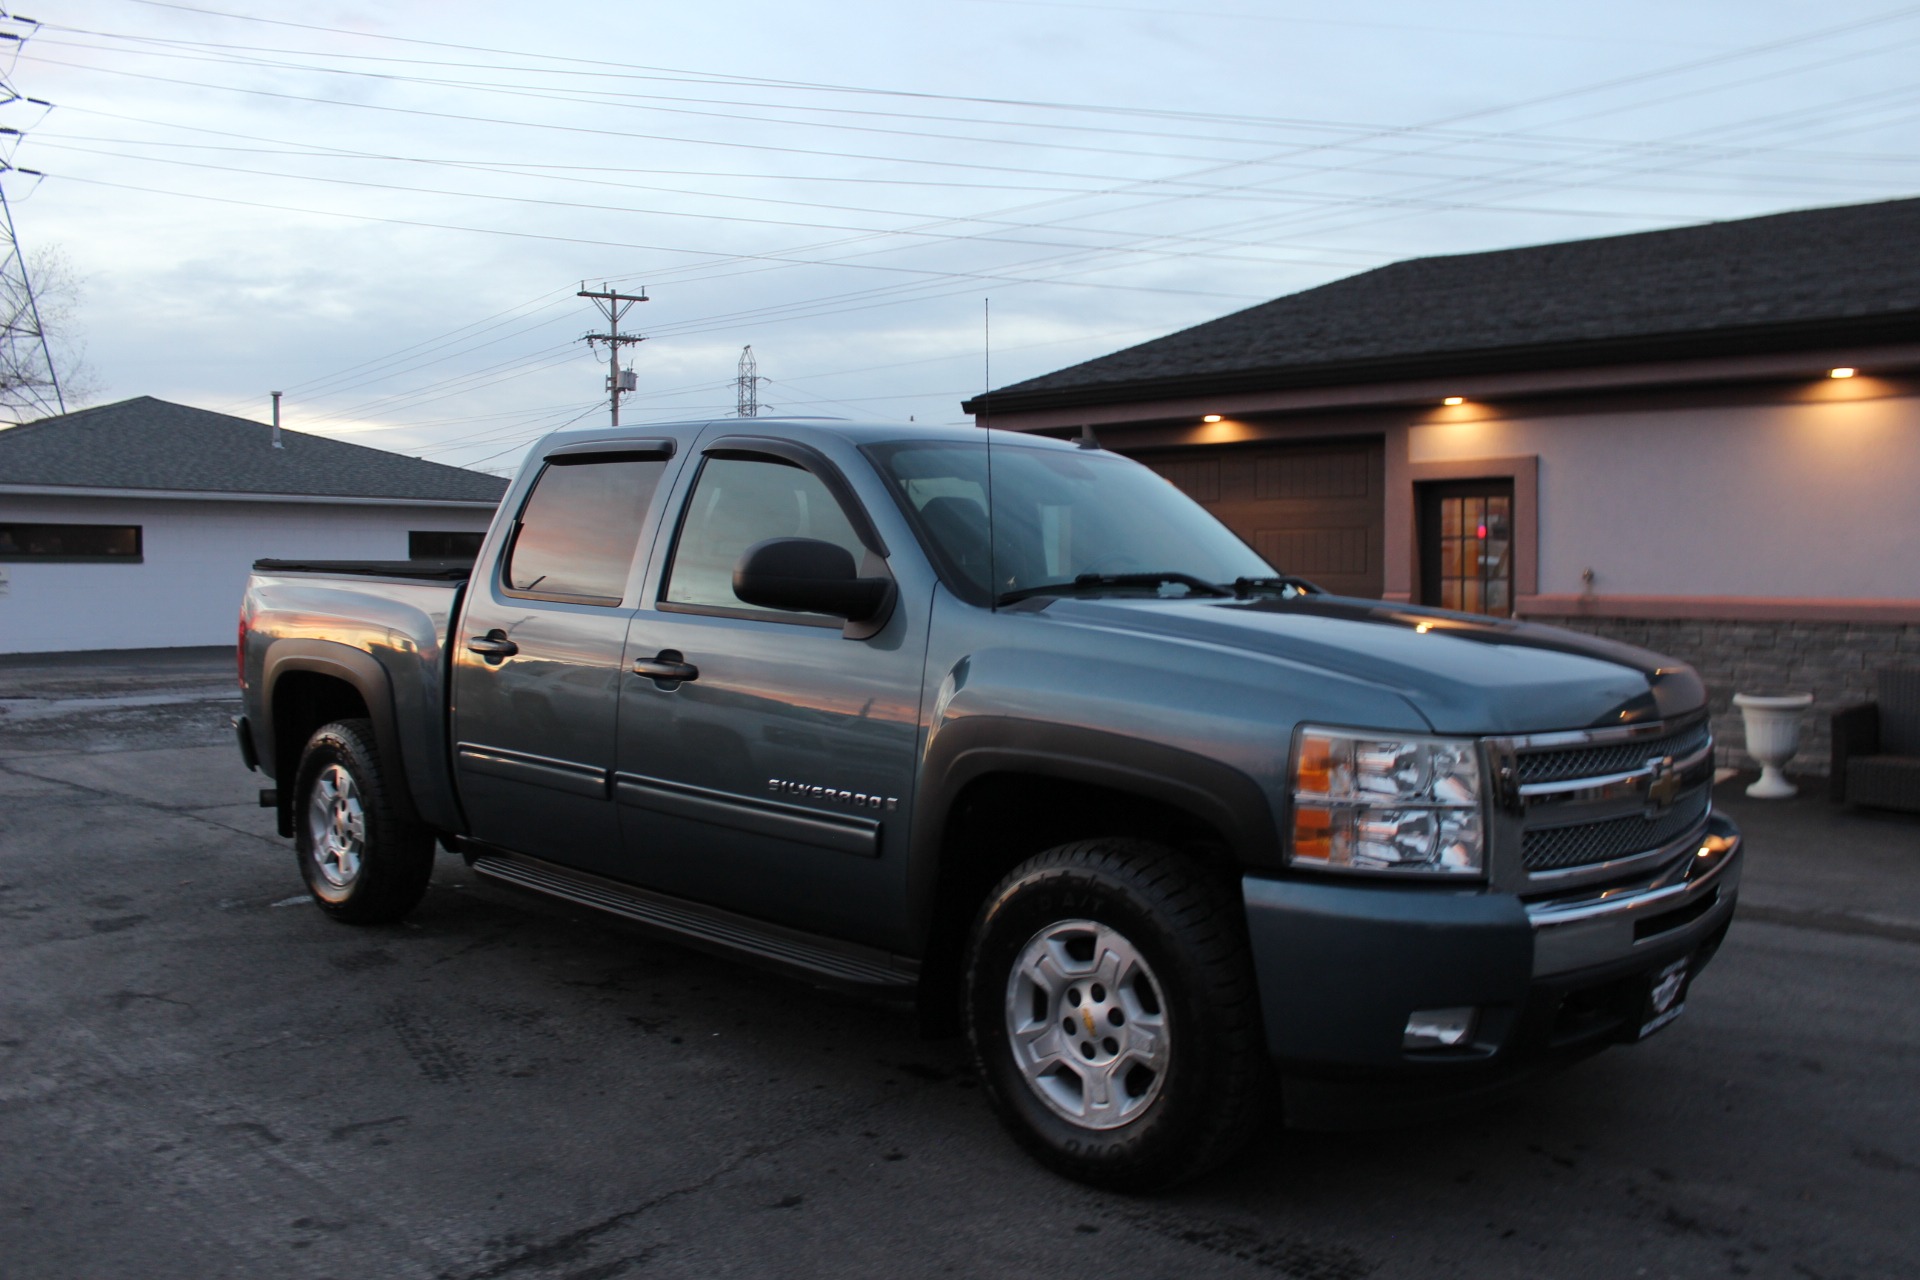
[{"x1": 533, "y1": 418, "x2": 1086, "y2": 454}]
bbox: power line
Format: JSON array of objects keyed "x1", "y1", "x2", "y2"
[
  {"x1": 457, "y1": 401, "x2": 607, "y2": 469},
  {"x1": 61, "y1": 24, "x2": 1912, "y2": 184},
  {"x1": 46, "y1": 0, "x2": 1920, "y2": 200},
  {"x1": 40, "y1": 172, "x2": 1266, "y2": 304},
  {"x1": 37, "y1": 25, "x2": 1920, "y2": 214},
  {"x1": 30, "y1": 0, "x2": 1920, "y2": 460},
  {"x1": 96, "y1": 0, "x2": 1920, "y2": 142},
  {"x1": 30, "y1": 8, "x2": 1920, "y2": 319}
]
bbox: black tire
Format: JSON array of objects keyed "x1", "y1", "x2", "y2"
[
  {"x1": 292, "y1": 718, "x2": 434, "y2": 924},
  {"x1": 963, "y1": 839, "x2": 1265, "y2": 1191}
]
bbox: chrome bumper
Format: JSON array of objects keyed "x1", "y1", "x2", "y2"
[{"x1": 1527, "y1": 809, "x2": 1741, "y2": 977}]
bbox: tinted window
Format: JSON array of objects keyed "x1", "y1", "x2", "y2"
[
  {"x1": 869, "y1": 441, "x2": 1269, "y2": 602},
  {"x1": 664, "y1": 455, "x2": 864, "y2": 615},
  {"x1": 505, "y1": 457, "x2": 666, "y2": 602},
  {"x1": 0, "y1": 523, "x2": 142, "y2": 561}
]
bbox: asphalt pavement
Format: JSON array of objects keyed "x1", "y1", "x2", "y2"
[{"x1": 2, "y1": 648, "x2": 1916, "y2": 1279}]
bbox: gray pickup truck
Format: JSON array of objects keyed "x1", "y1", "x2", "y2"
[{"x1": 235, "y1": 418, "x2": 1740, "y2": 1189}]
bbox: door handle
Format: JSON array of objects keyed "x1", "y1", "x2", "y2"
[
  {"x1": 633, "y1": 651, "x2": 699, "y2": 684},
  {"x1": 467, "y1": 633, "x2": 519, "y2": 661}
]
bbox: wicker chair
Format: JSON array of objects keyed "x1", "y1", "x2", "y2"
[{"x1": 1831, "y1": 668, "x2": 1920, "y2": 813}]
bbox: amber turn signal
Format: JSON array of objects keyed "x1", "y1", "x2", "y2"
[
  {"x1": 1295, "y1": 734, "x2": 1334, "y2": 794},
  {"x1": 1292, "y1": 806, "x2": 1333, "y2": 863}
]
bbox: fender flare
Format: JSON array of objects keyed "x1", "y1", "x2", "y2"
[
  {"x1": 260, "y1": 637, "x2": 422, "y2": 836},
  {"x1": 905, "y1": 715, "x2": 1282, "y2": 950}
]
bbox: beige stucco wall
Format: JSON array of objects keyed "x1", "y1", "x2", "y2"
[{"x1": 1408, "y1": 386, "x2": 1920, "y2": 600}]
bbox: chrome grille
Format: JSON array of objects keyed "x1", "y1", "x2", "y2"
[
  {"x1": 1522, "y1": 788, "x2": 1711, "y2": 872},
  {"x1": 1515, "y1": 718, "x2": 1710, "y2": 786}
]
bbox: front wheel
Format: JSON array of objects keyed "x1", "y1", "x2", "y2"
[
  {"x1": 964, "y1": 839, "x2": 1265, "y2": 1190},
  {"x1": 293, "y1": 718, "x2": 434, "y2": 924}
]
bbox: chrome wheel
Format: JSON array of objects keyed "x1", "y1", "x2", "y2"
[
  {"x1": 307, "y1": 763, "x2": 365, "y2": 889},
  {"x1": 1004, "y1": 918, "x2": 1170, "y2": 1130},
  {"x1": 293, "y1": 719, "x2": 434, "y2": 925}
]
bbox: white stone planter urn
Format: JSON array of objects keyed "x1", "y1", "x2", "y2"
[{"x1": 1733, "y1": 692, "x2": 1815, "y2": 799}]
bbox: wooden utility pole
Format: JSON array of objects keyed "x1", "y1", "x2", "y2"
[{"x1": 578, "y1": 284, "x2": 648, "y2": 426}]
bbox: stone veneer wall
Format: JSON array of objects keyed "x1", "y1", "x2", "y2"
[{"x1": 1538, "y1": 617, "x2": 1920, "y2": 778}]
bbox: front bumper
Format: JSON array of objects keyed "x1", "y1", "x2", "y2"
[{"x1": 1242, "y1": 809, "x2": 1741, "y2": 1125}]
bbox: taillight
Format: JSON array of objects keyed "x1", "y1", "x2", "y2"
[{"x1": 237, "y1": 600, "x2": 250, "y2": 688}]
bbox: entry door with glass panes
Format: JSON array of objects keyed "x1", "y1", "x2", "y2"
[{"x1": 1418, "y1": 480, "x2": 1514, "y2": 617}]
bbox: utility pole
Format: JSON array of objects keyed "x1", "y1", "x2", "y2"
[
  {"x1": 735, "y1": 345, "x2": 769, "y2": 418},
  {"x1": 578, "y1": 283, "x2": 648, "y2": 426}
]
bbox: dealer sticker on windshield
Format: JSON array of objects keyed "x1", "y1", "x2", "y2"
[{"x1": 1635, "y1": 956, "x2": 1693, "y2": 1040}]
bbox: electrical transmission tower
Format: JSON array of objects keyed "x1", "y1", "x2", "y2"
[
  {"x1": 0, "y1": 11, "x2": 64, "y2": 422},
  {"x1": 735, "y1": 345, "x2": 770, "y2": 417},
  {"x1": 578, "y1": 283, "x2": 648, "y2": 426}
]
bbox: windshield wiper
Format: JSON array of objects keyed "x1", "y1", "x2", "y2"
[
  {"x1": 1229, "y1": 575, "x2": 1322, "y2": 599},
  {"x1": 996, "y1": 572, "x2": 1236, "y2": 606}
]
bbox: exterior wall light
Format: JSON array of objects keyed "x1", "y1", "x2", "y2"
[
  {"x1": 1829, "y1": 367, "x2": 1856, "y2": 379},
  {"x1": 1443, "y1": 396, "x2": 1465, "y2": 406},
  {"x1": 1202, "y1": 414, "x2": 1223, "y2": 423}
]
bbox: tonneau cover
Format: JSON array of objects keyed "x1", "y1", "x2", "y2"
[{"x1": 252, "y1": 557, "x2": 475, "y2": 581}]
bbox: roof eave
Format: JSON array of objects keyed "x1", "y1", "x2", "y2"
[{"x1": 961, "y1": 310, "x2": 1920, "y2": 416}]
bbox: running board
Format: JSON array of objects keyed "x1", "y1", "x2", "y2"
[{"x1": 466, "y1": 847, "x2": 919, "y2": 994}]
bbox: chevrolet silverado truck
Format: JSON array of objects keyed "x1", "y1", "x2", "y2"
[{"x1": 235, "y1": 419, "x2": 1741, "y2": 1189}]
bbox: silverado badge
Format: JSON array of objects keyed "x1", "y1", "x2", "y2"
[{"x1": 768, "y1": 778, "x2": 899, "y2": 812}]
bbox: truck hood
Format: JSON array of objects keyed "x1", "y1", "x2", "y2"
[{"x1": 1027, "y1": 594, "x2": 1705, "y2": 735}]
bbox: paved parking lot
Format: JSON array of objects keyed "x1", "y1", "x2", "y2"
[{"x1": 3, "y1": 649, "x2": 1918, "y2": 1279}]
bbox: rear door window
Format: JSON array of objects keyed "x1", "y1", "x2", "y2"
[{"x1": 505, "y1": 456, "x2": 669, "y2": 604}]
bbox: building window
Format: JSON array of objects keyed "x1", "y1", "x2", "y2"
[
  {"x1": 0, "y1": 523, "x2": 143, "y2": 563},
  {"x1": 1418, "y1": 480, "x2": 1513, "y2": 617},
  {"x1": 409, "y1": 530, "x2": 485, "y2": 560}
]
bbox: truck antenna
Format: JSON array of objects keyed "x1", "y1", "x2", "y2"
[{"x1": 983, "y1": 297, "x2": 996, "y2": 612}]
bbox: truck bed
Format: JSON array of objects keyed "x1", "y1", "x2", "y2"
[{"x1": 241, "y1": 564, "x2": 471, "y2": 833}]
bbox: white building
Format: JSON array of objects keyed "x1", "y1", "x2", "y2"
[{"x1": 0, "y1": 397, "x2": 507, "y2": 653}]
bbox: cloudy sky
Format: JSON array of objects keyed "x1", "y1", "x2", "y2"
[{"x1": 11, "y1": 0, "x2": 1920, "y2": 471}]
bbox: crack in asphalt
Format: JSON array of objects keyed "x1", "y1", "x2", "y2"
[
  {"x1": 1738, "y1": 903, "x2": 1920, "y2": 947},
  {"x1": 439, "y1": 1063, "x2": 977, "y2": 1280},
  {"x1": 0, "y1": 756, "x2": 284, "y2": 850},
  {"x1": 1097, "y1": 1204, "x2": 1376, "y2": 1279},
  {"x1": 444, "y1": 1142, "x2": 776, "y2": 1280},
  {"x1": 0, "y1": 689, "x2": 239, "y2": 720}
]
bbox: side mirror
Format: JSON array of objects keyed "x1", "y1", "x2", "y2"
[{"x1": 732, "y1": 538, "x2": 895, "y2": 634}]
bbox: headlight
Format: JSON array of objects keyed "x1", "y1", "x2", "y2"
[{"x1": 1288, "y1": 728, "x2": 1485, "y2": 876}]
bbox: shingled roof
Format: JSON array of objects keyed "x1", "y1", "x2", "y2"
[
  {"x1": 0, "y1": 397, "x2": 509, "y2": 504},
  {"x1": 967, "y1": 195, "x2": 1920, "y2": 414}
]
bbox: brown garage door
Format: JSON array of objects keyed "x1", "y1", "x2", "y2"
[{"x1": 1129, "y1": 437, "x2": 1385, "y2": 598}]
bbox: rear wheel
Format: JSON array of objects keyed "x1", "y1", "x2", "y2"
[
  {"x1": 964, "y1": 839, "x2": 1265, "y2": 1190},
  {"x1": 293, "y1": 718, "x2": 433, "y2": 924}
]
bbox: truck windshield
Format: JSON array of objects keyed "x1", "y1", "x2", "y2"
[{"x1": 868, "y1": 439, "x2": 1273, "y2": 606}]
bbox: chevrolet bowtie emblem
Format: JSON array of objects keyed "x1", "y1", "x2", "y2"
[
  {"x1": 1081, "y1": 1008, "x2": 1096, "y2": 1036},
  {"x1": 1644, "y1": 755, "x2": 1680, "y2": 816}
]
